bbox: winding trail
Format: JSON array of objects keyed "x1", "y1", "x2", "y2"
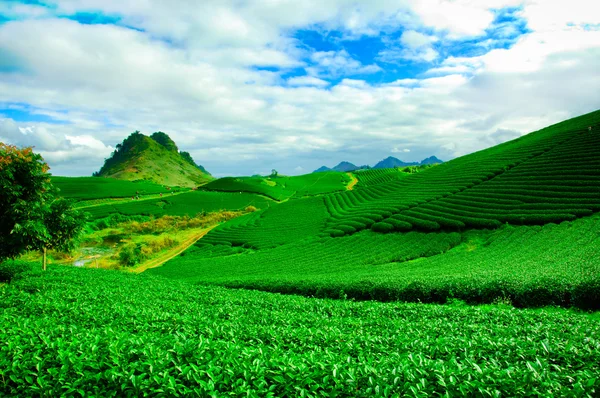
[
  {"x1": 346, "y1": 172, "x2": 359, "y2": 191},
  {"x1": 131, "y1": 225, "x2": 217, "y2": 274}
]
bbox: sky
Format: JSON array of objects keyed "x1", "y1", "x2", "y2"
[{"x1": 0, "y1": 0, "x2": 599, "y2": 177}]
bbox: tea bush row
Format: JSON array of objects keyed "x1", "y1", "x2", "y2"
[
  {"x1": 154, "y1": 214, "x2": 600, "y2": 309},
  {"x1": 2, "y1": 266, "x2": 600, "y2": 396},
  {"x1": 323, "y1": 114, "x2": 600, "y2": 235}
]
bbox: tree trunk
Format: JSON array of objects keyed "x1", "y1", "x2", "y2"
[{"x1": 43, "y1": 247, "x2": 47, "y2": 271}]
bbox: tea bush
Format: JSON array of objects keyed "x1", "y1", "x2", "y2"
[{"x1": 1, "y1": 266, "x2": 599, "y2": 396}]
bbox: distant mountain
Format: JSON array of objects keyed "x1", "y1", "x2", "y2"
[
  {"x1": 313, "y1": 166, "x2": 331, "y2": 173},
  {"x1": 94, "y1": 131, "x2": 212, "y2": 188},
  {"x1": 419, "y1": 156, "x2": 444, "y2": 165},
  {"x1": 373, "y1": 156, "x2": 418, "y2": 169},
  {"x1": 314, "y1": 162, "x2": 370, "y2": 173},
  {"x1": 315, "y1": 155, "x2": 442, "y2": 173}
]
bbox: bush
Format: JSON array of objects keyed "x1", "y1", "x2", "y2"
[
  {"x1": 0, "y1": 260, "x2": 33, "y2": 282},
  {"x1": 371, "y1": 222, "x2": 394, "y2": 233},
  {"x1": 118, "y1": 243, "x2": 144, "y2": 267}
]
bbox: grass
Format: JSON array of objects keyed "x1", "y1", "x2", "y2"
[
  {"x1": 130, "y1": 225, "x2": 218, "y2": 273},
  {"x1": 1, "y1": 265, "x2": 599, "y2": 396}
]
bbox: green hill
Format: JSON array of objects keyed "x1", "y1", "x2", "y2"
[
  {"x1": 201, "y1": 172, "x2": 350, "y2": 201},
  {"x1": 151, "y1": 109, "x2": 600, "y2": 308},
  {"x1": 95, "y1": 131, "x2": 212, "y2": 188},
  {"x1": 51, "y1": 176, "x2": 177, "y2": 202}
]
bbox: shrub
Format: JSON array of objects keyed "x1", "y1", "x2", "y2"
[
  {"x1": 0, "y1": 260, "x2": 33, "y2": 282},
  {"x1": 371, "y1": 222, "x2": 394, "y2": 233}
]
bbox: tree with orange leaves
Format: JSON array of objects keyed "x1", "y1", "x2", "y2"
[{"x1": 0, "y1": 143, "x2": 86, "y2": 270}]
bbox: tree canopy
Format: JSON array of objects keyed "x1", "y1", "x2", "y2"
[{"x1": 0, "y1": 143, "x2": 86, "y2": 269}]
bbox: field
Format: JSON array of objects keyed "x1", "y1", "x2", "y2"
[
  {"x1": 200, "y1": 172, "x2": 351, "y2": 201},
  {"x1": 1, "y1": 264, "x2": 599, "y2": 397},
  {"x1": 151, "y1": 214, "x2": 600, "y2": 309},
  {"x1": 82, "y1": 190, "x2": 273, "y2": 219},
  {"x1": 51, "y1": 176, "x2": 178, "y2": 201}
]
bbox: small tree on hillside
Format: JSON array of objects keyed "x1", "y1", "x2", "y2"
[{"x1": 0, "y1": 143, "x2": 86, "y2": 270}]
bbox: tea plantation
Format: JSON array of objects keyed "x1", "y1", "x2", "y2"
[
  {"x1": 84, "y1": 190, "x2": 273, "y2": 219},
  {"x1": 152, "y1": 214, "x2": 600, "y2": 308},
  {"x1": 4, "y1": 110, "x2": 600, "y2": 396},
  {"x1": 201, "y1": 172, "x2": 350, "y2": 201},
  {"x1": 1, "y1": 265, "x2": 599, "y2": 396},
  {"x1": 51, "y1": 177, "x2": 175, "y2": 201},
  {"x1": 150, "y1": 110, "x2": 600, "y2": 308}
]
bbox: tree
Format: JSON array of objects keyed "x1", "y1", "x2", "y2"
[
  {"x1": 0, "y1": 143, "x2": 86, "y2": 270},
  {"x1": 270, "y1": 169, "x2": 278, "y2": 177}
]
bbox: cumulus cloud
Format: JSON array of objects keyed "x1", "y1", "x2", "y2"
[
  {"x1": 287, "y1": 76, "x2": 330, "y2": 87},
  {"x1": 0, "y1": 118, "x2": 113, "y2": 175},
  {"x1": 379, "y1": 30, "x2": 439, "y2": 64},
  {"x1": 0, "y1": 0, "x2": 599, "y2": 176},
  {"x1": 306, "y1": 50, "x2": 381, "y2": 78},
  {"x1": 400, "y1": 30, "x2": 437, "y2": 49}
]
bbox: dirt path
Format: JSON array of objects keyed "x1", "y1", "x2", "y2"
[
  {"x1": 131, "y1": 225, "x2": 217, "y2": 274},
  {"x1": 346, "y1": 172, "x2": 359, "y2": 191}
]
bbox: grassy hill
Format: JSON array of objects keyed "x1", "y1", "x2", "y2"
[
  {"x1": 201, "y1": 172, "x2": 350, "y2": 201},
  {"x1": 51, "y1": 176, "x2": 178, "y2": 201},
  {"x1": 96, "y1": 131, "x2": 212, "y2": 188},
  {"x1": 83, "y1": 190, "x2": 273, "y2": 219},
  {"x1": 150, "y1": 109, "x2": 600, "y2": 308}
]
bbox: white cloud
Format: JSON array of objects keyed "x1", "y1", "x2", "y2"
[
  {"x1": 400, "y1": 30, "x2": 437, "y2": 49},
  {"x1": 379, "y1": 47, "x2": 439, "y2": 63},
  {"x1": 392, "y1": 147, "x2": 411, "y2": 153},
  {"x1": 408, "y1": 0, "x2": 522, "y2": 37},
  {"x1": 0, "y1": 0, "x2": 599, "y2": 176},
  {"x1": 287, "y1": 76, "x2": 330, "y2": 87},
  {"x1": 379, "y1": 30, "x2": 439, "y2": 63},
  {"x1": 0, "y1": 118, "x2": 114, "y2": 174},
  {"x1": 307, "y1": 50, "x2": 381, "y2": 78}
]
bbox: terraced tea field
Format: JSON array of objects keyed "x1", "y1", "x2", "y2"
[
  {"x1": 51, "y1": 176, "x2": 176, "y2": 201},
  {"x1": 148, "y1": 110, "x2": 600, "y2": 309},
  {"x1": 84, "y1": 190, "x2": 273, "y2": 219}
]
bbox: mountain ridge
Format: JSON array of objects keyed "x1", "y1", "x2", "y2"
[{"x1": 315, "y1": 155, "x2": 443, "y2": 173}]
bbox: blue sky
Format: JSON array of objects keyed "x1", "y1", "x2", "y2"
[{"x1": 1, "y1": 0, "x2": 599, "y2": 177}]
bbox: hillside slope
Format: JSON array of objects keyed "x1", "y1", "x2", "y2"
[
  {"x1": 96, "y1": 131, "x2": 212, "y2": 188},
  {"x1": 324, "y1": 110, "x2": 600, "y2": 236},
  {"x1": 201, "y1": 172, "x2": 350, "y2": 201},
  {"x1": 152, "y1": 109, "x2": 600, "y2": 307}
]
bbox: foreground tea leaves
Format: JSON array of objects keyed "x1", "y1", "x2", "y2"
[{"x1": 1, "y1": 266, "x2": 599, "y2": 396}]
